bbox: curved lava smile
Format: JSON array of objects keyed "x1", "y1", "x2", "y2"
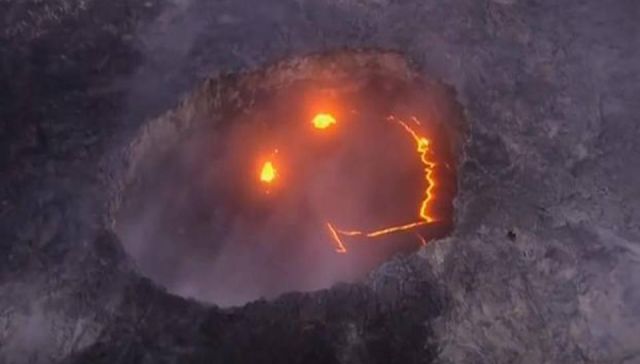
[{"x1": 258, "y1": 112, "x2": 439, "y2": 253}]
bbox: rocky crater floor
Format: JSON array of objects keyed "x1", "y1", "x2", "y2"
[{"x1": 1, "y1": 1, "x2": 639, "y2": 363}]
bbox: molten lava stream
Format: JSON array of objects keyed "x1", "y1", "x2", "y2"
[{"x1": 327, "y1": 115, "x2": 438, "y2": 253}]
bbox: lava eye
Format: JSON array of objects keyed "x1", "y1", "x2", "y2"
[
  {"x1": 312, "y1": 113, "x2": 337, "y2": 130},
  {"x1": 260, "y1": 161, "x2": 277, "y2": 183}
]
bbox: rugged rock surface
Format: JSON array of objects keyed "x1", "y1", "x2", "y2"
[{"x1": 1, "y1": 0, "x2": 638, "y2": 363}]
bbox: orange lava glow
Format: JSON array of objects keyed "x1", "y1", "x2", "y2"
[
  {"x1": 260, "y1": 161, "x2": 277, "y2": 184},
  {"x1": 312, "y1": 113, "x2": 337, "y2": 129},
  {"x1": 325, "y1": 116, "x2": 438, "y2": 251}
]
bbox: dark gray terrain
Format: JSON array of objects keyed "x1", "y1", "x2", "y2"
[{"x1": 1, "y1": 0, "x2": 639, "y2": 363}]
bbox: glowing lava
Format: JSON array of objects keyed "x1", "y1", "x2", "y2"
[
  {"x1": 327, "y1": 116, "x2": 437, "y2": 253},
  {"x1": 260, "y1": 161, "x2": 277, "y2": 184},
  {"x1": 393, "y1": 116, "x2": 437, "y2": 224},
  {"x1": 312, "y1": 113, "x2": 337, "y2": 129}
]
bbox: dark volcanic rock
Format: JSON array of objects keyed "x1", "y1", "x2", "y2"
[
  {"x1": 66, "y1": 255, "x2": 446, "y2": 364},
  {"x1": 1, "y1": 0, "x2": 639, "y2": 363}
]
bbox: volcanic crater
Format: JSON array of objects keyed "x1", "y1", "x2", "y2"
[{"x1": 111, "y1": 51, "x2": 466, "y2": 306}]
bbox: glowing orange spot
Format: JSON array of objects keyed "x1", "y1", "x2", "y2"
[
  {"x1": 260, "y1": 161, "x2": 277, "y2": 184},
  {"x1": 312, "y1": 113, "x2": 336, "y2": 129}
]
